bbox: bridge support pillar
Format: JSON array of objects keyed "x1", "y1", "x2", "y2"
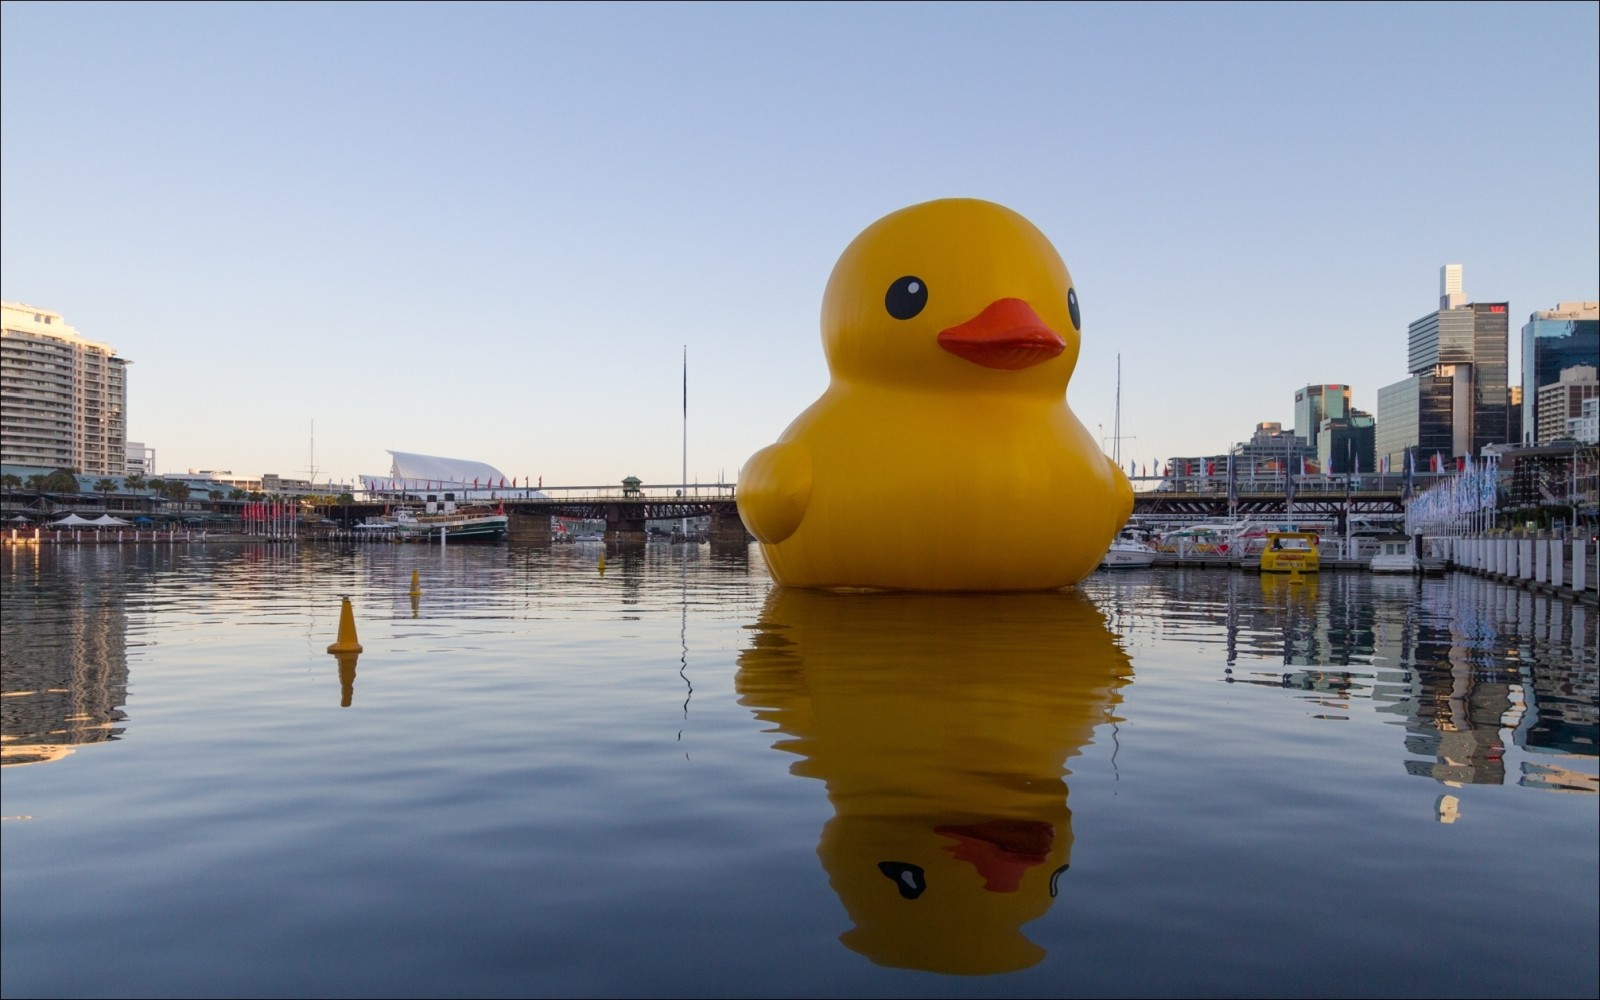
[
  {"x1": 508, "y1": 511, "x2": 552, "y2": 545},
  {"x1": 605, "y1": 507, "x2": 647, "y2": 546},
  {"x1": 710, "y1": 509, "x2": 752, "y2": 546}
]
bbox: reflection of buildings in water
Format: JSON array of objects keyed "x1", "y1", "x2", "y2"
[
  {"x1": 1137, "y1": 569, "x2": 1596, "y2": 795},
  {"x1": 1376, "y1": 576, "x2": 1595, "y2": 789},
  {"x1": 1, "y1": 548, "x2": 130, "y2": 766},
  {"x1": 1520, "y1": 760, "x2": 1600, "y2": 794},
  {"x1": 735, "y1": 588, "x2": 1131, "y2": 975}
]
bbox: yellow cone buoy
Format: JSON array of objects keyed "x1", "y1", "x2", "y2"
[
  {"x1": 408, "y1": 569, "x2": 422, "y2": 597},
  {"x1": 327, "y1": 597, "x2": 364, "y2": 653}
]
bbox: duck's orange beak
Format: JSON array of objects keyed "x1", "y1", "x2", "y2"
[{"x1": 937, "y1": 298, "x2": 1065, "y2": 370}]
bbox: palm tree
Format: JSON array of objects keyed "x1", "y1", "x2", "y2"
[
  {"x1": 42, "y1": 469, "x2": 80, "y2": 492},
  {"x1": 125, "y1": 473, "x2": 147, "y2": 493},
  {"x1": 1, "y1": 473, "x2": 21, "y2": 490},
  {"x1": 94, "y1": 478, "x2": 119, "y2": 516}
]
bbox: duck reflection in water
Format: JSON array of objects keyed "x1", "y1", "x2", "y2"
[{"x1": 735, "y1": 588, "x2": 1131, "y2": 975}]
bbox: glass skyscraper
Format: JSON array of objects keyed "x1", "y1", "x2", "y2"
[
  {"x1": 1520, "y1": 302, "x2": 1599, "y2": 443},
  {"x1": 1376, "y1": 266, "x2": 1510, "y2": 466},
  {"x1": 1293, "y1": 384, "x2": 1350, "y2": 453}
]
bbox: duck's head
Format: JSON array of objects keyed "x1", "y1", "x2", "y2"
[{"x1": 821, "y1": 198, "x2": 1081, "y2": 395}]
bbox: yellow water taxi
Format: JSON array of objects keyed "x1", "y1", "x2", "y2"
[{"x1": 1259, "y1": 531, "x2": 1320, "y2": 573}]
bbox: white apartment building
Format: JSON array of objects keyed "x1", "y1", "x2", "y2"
[
  {"x1": 2, "y1": 302, "x2": 130, "y2": 476},
  {"x1": 1536, "y1": 365, "x2": 1598, "y2": 443}
]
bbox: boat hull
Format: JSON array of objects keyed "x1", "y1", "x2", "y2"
[
  {"x1": 1099, "y1": 548, "x2": 1156, "y2": 569},
  {"x1": 396, "y1": 515, "x2": 508, "y2": 544}
]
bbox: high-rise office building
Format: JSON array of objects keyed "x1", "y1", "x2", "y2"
[
  {"x1": 1318, "y1": 411, "x2": 1375, "y2": 475},
  {"x1": 1519, "y1": 301, "x2": 1599, "y2": 443},
  {"x1": 1375, "y1": 266, "x2": 1509, "y2": 468},
  {"x1": 1293, "y1": 384, "x2": 1351, "y2": 453},
  {"x1": 1, "y1": 302, "x2": 130, "y2": 475}
]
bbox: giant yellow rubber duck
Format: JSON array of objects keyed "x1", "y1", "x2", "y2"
[
  {"x1": 738, "y1": 198, "x2": 1132, "y2": 591},
  {"x1": 736, "y1": 588, "x2": 1132, "y2": 974}
]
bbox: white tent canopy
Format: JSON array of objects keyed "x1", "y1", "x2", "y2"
[
  {"x1": 50, "y1": 513, "x2": 97, "y2": 527},
  {"x1": 91, "y1": 514, "x2": 133, "y2": 526}
]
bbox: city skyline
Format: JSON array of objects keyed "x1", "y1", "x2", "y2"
[{"x1": 3, "y1": 4, "x2": 1596, "y2": 487}]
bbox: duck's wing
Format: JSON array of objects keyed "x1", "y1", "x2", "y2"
[{"x1": 736, "y1": 441, "x2": 813, "y2": 544}]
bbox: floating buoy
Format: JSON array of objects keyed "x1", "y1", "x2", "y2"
[
  {"x1": 598, "y1": 551, "x2": 607, "y2": 576},
  {"x1": 408, "y1": 568, "x2": 422, "y2": 597},
  {"x1": 327, "y1": 596, "x2": 364, "y2": 653}
]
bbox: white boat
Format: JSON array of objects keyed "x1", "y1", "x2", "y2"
[
  {"x1": 1369, "y1": 535, "x2": 1419, "y2": 574},
  {"x1": 1100, "y1": 529, "x2": 1158, "y2": 569}
]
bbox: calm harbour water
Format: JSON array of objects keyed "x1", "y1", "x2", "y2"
[{"x1": 2, "y1": 540, "x2": 1596, "y2": 999}]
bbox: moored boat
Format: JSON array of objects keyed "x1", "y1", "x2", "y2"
[
  {"x1": 1099, "y1": 528, "x2": 1158, "y2": 569},
  {"x1": 1369, "y1": 534, "x2": 1419, "y2": 574},
  {"x1": 376, "y1": 492, "x2": 509, "y2": 543},
  {"x1": 1259, "y1": 531, "x2": 1320, "y2": 573}
]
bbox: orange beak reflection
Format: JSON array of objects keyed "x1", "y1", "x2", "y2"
[{"x1": 937, "y1": 298, "x2": 1065, "y2": 370}]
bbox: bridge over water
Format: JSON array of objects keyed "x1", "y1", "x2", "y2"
[
  {"x1": 1132, "y1": 475, "x2": 1416, "y2": 530},
  {"x1": 344, "y1": 475, "x2": 1423, "y2": 545}
]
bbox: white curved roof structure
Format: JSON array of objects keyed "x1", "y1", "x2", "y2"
[
  {"x1": 360, "y1": 451, "x2": 540, "y2": 495},
  {"x1": 388, "y1": 451, "x2": 506, "y2": 484}
]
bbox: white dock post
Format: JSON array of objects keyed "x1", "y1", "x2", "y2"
[
  {"x1": 1536, "y1": 538, "x2": 1549, "y2": 585},
  {"x1": 1551, "y1": 538, "x2": 1565, "y2": 589},
  {"x1": 1573, "y1": 539, "x2": 1588, "y2": 593}
]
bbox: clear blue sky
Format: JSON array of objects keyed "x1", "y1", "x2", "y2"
[{"x1": 4, "y1": 2, "x2": 1596, "y2": 488}]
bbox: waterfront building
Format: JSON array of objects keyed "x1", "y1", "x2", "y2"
[
  {"x1": 1, "y1": 302, "x2": 130, "y2": 476},
  {"x1": 1375, "y1": 266, "x2": 1509, "y2": 468},
  {"x1": 1293, "y1": 385, "x2": 1351, "y2": 453},
  {"x1": 1536, "y1": 365, "x2": 1599, "y2": 444},
  {"x1": 1508, "y1": 386, "x2": 1523, "y2": 447},
  {"x1": 1317, "y1": 412, "x2": 1375, "y2": 475},
  {"x1": 1228, "y1": 421, "x2": 1316, "y2": 478},
  {"x1": 1520, "y1": 301, "x2": 1599, "y2": 443}
]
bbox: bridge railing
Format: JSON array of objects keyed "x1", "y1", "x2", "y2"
[{"x1": 518, "y1": 483, "x2": 739, "y2": 502}]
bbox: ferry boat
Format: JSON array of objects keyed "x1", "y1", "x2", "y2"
[
  {"x1": 1258, "y1": 531, "x2": 1320, "y2": 573},
  {"x1": 386, "y1": 493, "x2": 508, "y2": 543},
  {"x1": 1099, "y1": 528, "x2": 1158, "y2": 569}
]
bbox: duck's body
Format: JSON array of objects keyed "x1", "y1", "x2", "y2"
[{"x1": 739, "y1": 198, "x2": 1131, "y2": 591}]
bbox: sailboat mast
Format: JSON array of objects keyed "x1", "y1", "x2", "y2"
[
  {"x1": 682, "y1": 346, "x2": 688, "y2": 539},
  {"x1": 1113, "y1": 353, "x2": 1121, "y2": 466}
]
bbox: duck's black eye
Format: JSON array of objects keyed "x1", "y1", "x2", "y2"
[
  {"x1": 1067, "y1": 287, "x2": 1081, "y2": 331},
  {"x1": 885, "y1": 276, "x2": 927, "y2": 320}
]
